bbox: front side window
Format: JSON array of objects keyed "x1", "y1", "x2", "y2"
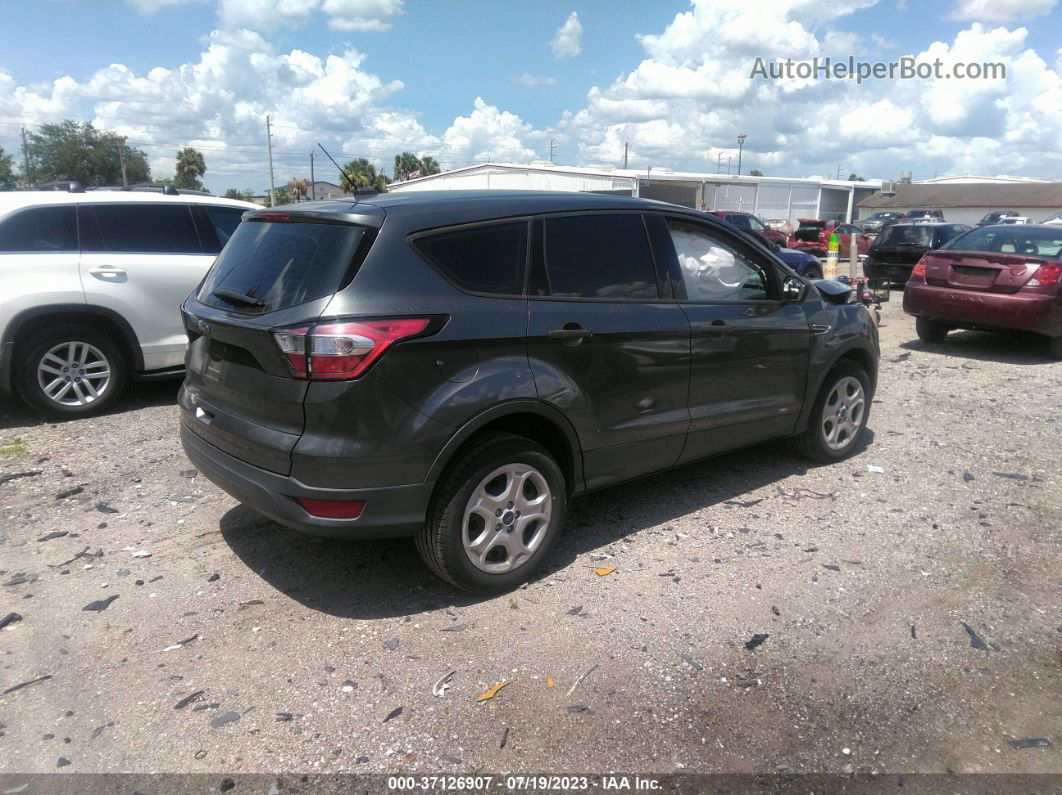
[
  {"x1": 80, "y1": 203, "x2": 202, "y2": 254},
  {"x1": 542, "y1": 214, "x2": 658, "y2": 300},
  {"x1": 414, "y1": 221, "x2": 527, "y2": 295},
  {"x1": 667, "y1": 221, "x2": 770, "y2": 302},
  {"x1": 0, "y1": 205, "x2": 77, "y2": 252}
]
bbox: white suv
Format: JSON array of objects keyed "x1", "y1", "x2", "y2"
[{"x1": 0, "y1": 188, "x2": 258, "y2": 418}]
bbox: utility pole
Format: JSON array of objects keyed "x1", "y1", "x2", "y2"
[
  {"x1": 117, "y1": 138, "x2": 128, "y2": 187},
  {"x1": 20, "y1": 126, "x2": 32, "y2": 188},
  {"x1": 310, "y1": 151, "x2": 316, "y2": 200},
  {"x1": 836, "y1": 164, "x2": 842, "y2": 180},
  {"x1": 716, "y1": 151, "x2": 723, "y2": 174},
  {"x1": 726, "y1": 155, "x2": 732, "y2": 175},
  {"x1": 736, "y1": 133, "x2": 747, "y2": 176},
  {"x1": 266, "y1": 115, "x2": 276, "y2": 207},
  {"x1": 549, "y1": 138, "x2": 555, "y2": 164},
  {"x1": 622, "y1": 141, "x2": 628, "y2": 169}
]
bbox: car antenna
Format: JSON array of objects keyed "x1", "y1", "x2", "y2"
[{"x1": 318, "y1": 142, "x2": 359, "y2": 205}]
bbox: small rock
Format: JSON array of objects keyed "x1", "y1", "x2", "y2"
[
  {"x1": 55, "y1": 485, "x2": 84, "y2": 500},
  {"x1": 82, "y1": 595, "x2": 119, "y2": 613},
  {"x1": 383, "y1": 638, "x2": 399, "y2": 651},
  {"x1": 37, "y1": 531, "x2": 69, "y2": 542},
  {"x1": 210, "y1": 711, "x2": 240, "y2": 728},
  {"x1": 0, "y1": 612, "x2": 23, "y2": 630},
  {"x1": 745, "y1": 633, "x2": 769, "y2": 650},
  {"x1": 207, "y1": 573, "x2": 220, "y2": 583},
  {"x1": 1008, "y1": 737, "x2": 1051, "y2": 750},
  {"x1": 383, "y1": 706, "x2": 403, "y2": 723},
  {"x1": 57, "y1": 757, "x2": 71, "y2": 768}
]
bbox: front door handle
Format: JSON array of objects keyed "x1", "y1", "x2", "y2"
[
  {"x1": 548, "y1": 324, "x2": 593, "y2": 345},
  {"x1": 698, "y1": 320, "x2": 732, "y2": 336},
  {"x1": 88, "y1": 266, "x2": 127, "y2": 276}
]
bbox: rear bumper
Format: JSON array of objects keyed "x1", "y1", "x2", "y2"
[
  {"x1": 864, "y1": 260, "x2": 914, "y2": 282},
  {"x1": 181, "y1": 423, "x2": 434, "y2": 539},
  {"x1": 903, "y1": 282, "x2": 1062, "y2": 337}
]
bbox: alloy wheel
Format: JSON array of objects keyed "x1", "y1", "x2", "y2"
[
  {"x1": 820, "y1": 375, "x2": 865, "y2": 451},
  {"x1": 461, "y1": 464, "x2": 552, "y2": 574},
  {"x1": 36, "y1": 341, "x2": 112, "y2": 407}
]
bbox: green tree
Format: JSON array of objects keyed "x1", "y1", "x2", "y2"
[
  {"x1": 26, "y1": 120, "x2": 150, "y2": 186},
  {"x1": 748, "y1": 169, "x2": 764, "y2": 177},
  {"x1": 288, "y1": 177, "x2": 310, "y2": 201},
  {"x1": 272, "y1": 186, "x2": 293, "y2": 205},
  {"x1": 421, "y1": 155, "x2": 440, "y2": 176},
  {"x1": 0, "y1": 146, "x2": 16, "y2": 190},
  {"x1": 224, "y1": 188, "x2": 256, "y2": 201},
  {"x1": 339, "y1": 158, "x2": 389, "y2": 192},
  {"x1": 848, "y1": 173, "x2": 866, "y2": 181},
  {"x1": 174, "y1": 147, "x2": 206, "y2": 190}
]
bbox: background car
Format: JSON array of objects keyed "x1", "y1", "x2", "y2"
[
  {"x1": 894, "y1": 208, "x2": 945, "y2": 224},
  {"x1": 788, "y1": 219, "x2": 870, "y2": 259},
  {"x1": 859, "y1": 211, "x2": 904, "y2": 234},
  {"x1": 864, "y1": 221, "x2": 971, "y2": 285},
  {"x1": 977, "y1": 210, "x2": 1019, "y2": 226},
  {"x1": 706, "y1": 210, "x2": 787, "y2": 245},
  {"x1": 0, "y1": 188, "x2": 257, "y2": 418},
  {"x1": 904, "y1": 223, "x2": 1062, "y2": 357}
]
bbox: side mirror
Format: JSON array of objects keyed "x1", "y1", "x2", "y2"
[{"x1": 782, "y1": 275, "x2": 807, "y2": 302}]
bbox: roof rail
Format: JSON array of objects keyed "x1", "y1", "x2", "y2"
[
  {"x1": 92, "y1": 183, "x2": 183, "y2": 196},
  {"x1": 36, "y1": 180, "x2": 85, "y2": 193}
]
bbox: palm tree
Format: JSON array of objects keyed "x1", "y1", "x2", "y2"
[
  {"x1": 393, "y1": 151, "x2": 421, "y2": 182},
  {"x1": 174, "y1": 147, "x2": 206, "y2": 189},
  {"x1": 339, "y1": 158, "x2": 389, "y2": 193},
  {"x1": 421, "y1": 156, "x2": 440, "y2": 176},
  {"x1": 288, "y1": 177, "x2": 310, "y2": 201}
]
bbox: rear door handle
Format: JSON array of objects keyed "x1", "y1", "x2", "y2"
[
  {"x1": 548, "y1": 326, "x2": 593, "y2": 341},
  {"x1": 698, "y1": 320, "x2": 732, "y2": 336},
  {"x1": 88, "y1": 266, "x2": 127, "y2": 276}
]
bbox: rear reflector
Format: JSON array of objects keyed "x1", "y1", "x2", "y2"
[
  {"x1": 296, "y1": 497, "x2": 365, "y2": 519},
  {"x1": 273, "y1": 317, "x2": 430, "y2": 381},
  {"x1": 911, "y1": 254, "x2": 928, "y2": 279}
]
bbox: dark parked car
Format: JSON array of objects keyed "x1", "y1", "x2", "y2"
[
  {"x1": 859, "y1": 211, "x2": 904, "y2": 234},
  {"x1": 904, "y1": 224, "x2": 1062, "y2": 357},
  {"x1": 864, "y1": 222, "x2": 971, "y2": 284},
  {"x1": 706, "y1": 210, "x2": 787, "y2": 246},
  {"x1": 180, "y1": 191, "x2": 879, "y2": 592},
  {"x1": 893, "y1": 208, "x2": 944, "y2": 224},
  {"x1": 977, "y1": 210, "x2": 1019, "y2": 226}
]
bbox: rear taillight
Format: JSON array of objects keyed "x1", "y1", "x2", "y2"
[
  {"x1": 272, "y1": 318, "x2": 430, "y2": 380},
  {"x1": 1029, "y1": 261, "x2": 1061, "y2": 287},
  {"x1": 911, "y1": 254, "x2": 928, "y2": 279}
]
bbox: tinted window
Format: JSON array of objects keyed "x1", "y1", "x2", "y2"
[
  {"x1": 198, "y1": 220, "x2": 366, "y2": 314},
  {"x1": 81, "y1": 204, "x2": 202, "y2": 254},
  {"x1": 543, "y1": 215, "x2": 657, "y2": 300},
  {"x1": 0, "y1": 205, "x2": 77, "y2": 252},
  {"x1": 668, "y1": 221, "x2": 769, "y2": 302},
  {"x1": 727, "y1": 214, "x2": 752, "y2": 230},
  {"x1": 201, "y1": 206, "x2": 246, "y2": 254},
  {"x1": 945, "y1": 226, "x2": 1062, "y2": 259},
  {"x1": 875, "y1": 225, "x2": 934, "y2": 248},
  {"x1": 414, "y1": 222, "x2": 527, "y2": 295},
  {"x1": 935, "y1": 225, "x2": 967, "y2": 246}
]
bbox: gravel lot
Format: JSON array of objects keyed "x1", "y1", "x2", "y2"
[{"x1": 0, "y1": 308, "x2": 1059, "y2": 781}]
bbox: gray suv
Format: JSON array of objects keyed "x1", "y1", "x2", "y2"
[{"x1": 180, "y1": 191, "x2": 879, "y2": 593}]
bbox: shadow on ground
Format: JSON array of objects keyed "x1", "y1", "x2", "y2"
[
  {"x1": 219, "y1": 431, "x2": 874, "y2": 620},
  {"x1": 899, "y1": 329, "x2": 1057, "y2": 365},
  {"x1": 0, "y1": 379, "x2": 182, "y2": 431}
]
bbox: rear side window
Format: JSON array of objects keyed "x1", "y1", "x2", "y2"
[
  {"x1": 199, "y1": 206, "x2": 246, "y2": 254},
  {"x1": 413, "y1": 222, "x2": 527, "y2": 295},
  {"x1": 542, "y1": 214, "x2": 658, "y2": 300},
  {"x1": 0, "y1": 205, "x2": 77, "y2": 252},
  {"x1": 197, "y1": 220, "x2": 366, "y2": 314},
  {"x1": 80, "y1": 204, "x2": 202, "y2": 254}
]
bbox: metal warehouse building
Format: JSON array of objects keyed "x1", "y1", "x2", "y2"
[
  {"x1": 387, "y1": 162, "x2": 882, "y2": 226},
  {"x1": 857, "y1": 181, "x2": 1062, "y2": 226}
]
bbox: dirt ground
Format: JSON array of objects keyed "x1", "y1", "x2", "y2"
[{"x1": 0, "y1": 307, "x2": 1059, "y2": 783}]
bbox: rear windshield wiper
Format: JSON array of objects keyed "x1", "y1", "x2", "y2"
[{"x1": 212, "y1": 287, "x2": 264, "y2": 307}]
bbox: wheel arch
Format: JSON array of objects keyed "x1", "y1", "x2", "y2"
[
  {"x1": 794, "y1": 341, "x2": 878, "y2": 434},
  {"x1": 426, "y1": 400, "x2": 584, "y2": 496}
]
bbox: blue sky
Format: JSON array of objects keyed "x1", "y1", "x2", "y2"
[{"x1": 1, "y1": 0, "x2": 1059, "y2": 190}]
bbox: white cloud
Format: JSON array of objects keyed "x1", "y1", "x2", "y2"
[
  {"x1": 870, "y1": 33, "x2": 899, "y2": 49},
  {"x1": 514, "y1": 73, "x2": 557, "y2": 86},
  {"x1": 441, "y1": 97, "x2": 542, "y2": 162},
  {"x1": 217, "y1": 0, "x2": 319, "y2": 32},
  {"x1": 950, "y1": 0, "x2": 1056, "y2": 22},
  {"x1": 320, "y1": 0, "x2": 404, "y2": 31},
  {"x1": 551, "y1": 11, "x2": 582, "y2": 59}
]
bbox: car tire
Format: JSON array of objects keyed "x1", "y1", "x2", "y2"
[
  {"x1": 915, "y1": 316, "x2": 949, "y2": 343},
  {"x1": 17, "y1": 324, "x2": 128, "y2": 420},
  {"x1": 793, "y1": 361, "x2": 871, "y2": 464},
  {"x1": 416, "y1": 432, "x2": 567, "y2": 594},
  {"x1": 803, "y1": 267, "x2": 822, "y2": 279}
]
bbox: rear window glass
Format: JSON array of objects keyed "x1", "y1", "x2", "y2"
[
  {"x1": 945, "y1": 226, "x2": 1062, "y2": 259},
  {"x1": 875, "y1": 225, "x2": 934, "y2": 248},
  {"x1": 0, "y1": 205, "x2": 77, "y2": 252},
  {"x1": 198, "y1": 221, "x2": 366, "y2": 314},
  {"x1": 414, "y1": 222, "x2": 527, "y2": 295},
  {"x1": 543, "y1": 214, "x2": 657, "y2": 300},
  {"x1": 80, "y1": 204, "x2": 202, "y2": 253},
  {"x1": 200, "y1": 206, "x2": 246, "y2": 254}
]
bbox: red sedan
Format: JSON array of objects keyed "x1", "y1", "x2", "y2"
[
  {"x1": 903, "y1": 224, "x2": 1062, "y2": 358},
  {"x1": 788, "y1": 219, "x2": 870, "y2": 259}
]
